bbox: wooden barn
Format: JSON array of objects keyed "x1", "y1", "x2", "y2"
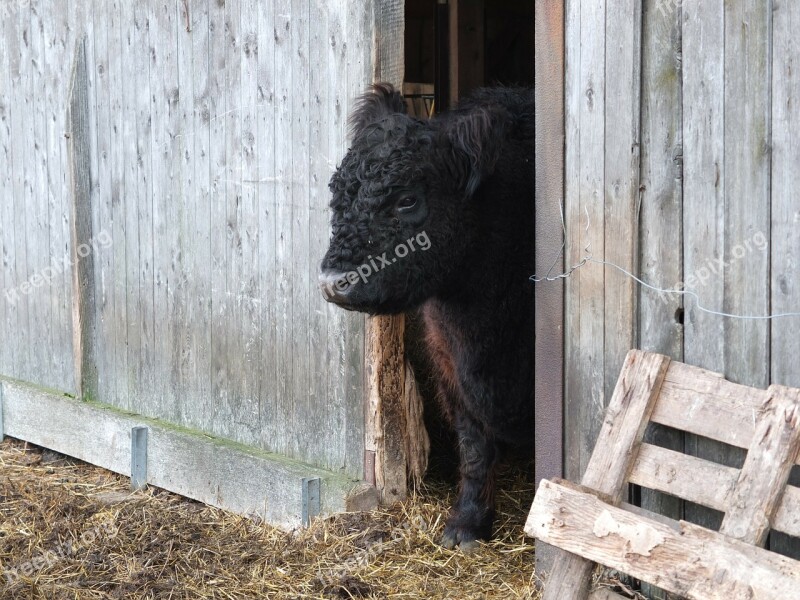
[{"x1": 1, "y1": 0, "x2": 799, "y2": 579}]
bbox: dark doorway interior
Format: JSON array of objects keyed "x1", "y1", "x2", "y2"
[
  {"x1": 403, "y1": 0, "x2": 536, "y2": 484},
  {"x1": 405, "y1": 0, "x2": 535, "y2": 112}
]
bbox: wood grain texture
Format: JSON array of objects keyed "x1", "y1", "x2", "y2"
[
  {"x1": 637, "y1": 9, "x2": 684, "y2": 594},
  {"x1": 67, "y1": 35, "x2": 99, "y2": 402},
  {"x1": 628, "y1": 443, "x2": 738, "y2": 513},
  {"x1": 563, "y1": 0, "x2": 606, "y2": 484},
  {"x1": 533, "y1": 0, "x2": 565, "y2": 580},
  {"x1": 769, "y1": 0, "x2": 800, "y2": 557},
  {"x1": 603, "y1": 0, "x2": 641, "y2": 454},
  {"x1": 771, "y1": 0, "x2": 800, "y2": 392},
  {"x1": 582, "y1": 351, "x2": 671, "y2": 496},
  {"x1": 528, "y1": 479, "x2": 800, "y2": 600},
  {"x1": 651, "y1": 360, "x2": 768, "y2": 450},
  {"x1": 0, "y1": 5, "x2": 10, "y2": 380},
  {"x1": 719, "y1": 387, "x2": 800, "y2": 546},
  {"x1": 1, "y1": 1, "x2": 378, "y2": 488}
]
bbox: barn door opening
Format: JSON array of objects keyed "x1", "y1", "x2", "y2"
[{"x1": 400, "y1": 0, "x2": 538, "y2": 483}]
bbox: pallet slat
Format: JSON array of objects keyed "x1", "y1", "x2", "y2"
[
  {"x1": 528, "y1": 479, "x2": 800, "y2": 600},
  {"x1": 719, "y1": 386, "x2": 800, "y2": 545},
  {"x1": 651, "y1": 361, "x2": 768, "y2": 451},
  {"x1": 541, "y1": 350, "x2": 671, "y2": 600},
  {"x1": 628, "y1": 443, "x2": 737, "y2": 512}
]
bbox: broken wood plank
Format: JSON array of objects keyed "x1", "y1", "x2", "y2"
[
  {"x1": 527, "y1": 479, "x2": 800, "y2": 600},
  {"x1": 719, "y1": 386, "x2": 800, "y2": 546}
]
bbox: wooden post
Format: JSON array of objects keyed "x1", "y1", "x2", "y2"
[
  {"x1": 533, "y1": 0, "x2": 565, "y2": 580},
  {"x1": 364, "y1": 0, "x2": 432, "y2": 504}
]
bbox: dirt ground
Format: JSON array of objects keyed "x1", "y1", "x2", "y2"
[{"x1": 0, "y1": 437, "x2": 543, "y2": 599}]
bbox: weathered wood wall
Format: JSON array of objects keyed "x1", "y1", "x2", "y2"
[
  {"x1": 564, "y1": 0, "x2": 800, "y2": 572},
  {"x1": 0, "y1": 0, "x2": 393, "y2": 480}
]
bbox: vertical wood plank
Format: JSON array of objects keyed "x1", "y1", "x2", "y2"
[
  {"x1": 769, "y1": 0, "x2": 800, "y2": 559},
  {"x1": 30, "y1": 0, "x2": 54, "y2": 389},
  {"x1": 190, "y1": 0, "x2": 213, "y2": 433},
  {"x1": 308, "y1": 0, "x2": 338, "y2": 469},
  {"x1": 0, "y1": 7, "x2": 16, "y2": 378},
  {"x1": 533, "y1": 0, "x2": 565, "y2": 579},
  {"x1": 67, "y1": 34, "x2": 99, "y2": 401},
  {"x1": 208, "y1": 0, "x2": 228, "y2": 439},
  {"x1": 106, "y1": 0, "x2": 126, "y2": 409},
  {"x1": 330, "y1": 0, "x2": 365, "y2": 477},
  {"x1": 136, "y1": 2, "x2": 157, "y2": 415},
  {"x1": 12, "y1": 0, "x2": 33, "y2": 383},
  {"x1": 91, "y1": 0, "x2": 115, "y2": 406},
  {"x1": 364, "y1": 0, "x2": 409, "y2": 502},
  {"x1": 604, "y1": 0, "x2": 642, "y2": 460},
  {"x1": 54, "y1": 6, "x2": 75, "y2": 394},
  {"x1": 564, "y1": 0, "x2": 606, "y2": 483},
  {"x1": 256, "y1": 0, "x2": 277, "y2": 451},
  {"x1": 290, "y1": 0, "x2": 311, "y2": 460},
  {"x1": 149, "y1": 0, "x2": 182, "y2": 422},
  {"x1": 637, "y1": 6, "x2": 684, "y2": 596},
  {"x1": 272, "y1": 0, "x2": 293, "y2": 457},
  {"x1": 722, "y1": 0, "x2": 771, "y2": 389},
  {"x1": 218, "y1": 0, "x2": 244, "y2": 440},
  {"x1": 681, "y1": 0, "x2": 730, "y2": 533},
  {"x1": 175, "y1": 0, "x2": 197, "y2": 427},
  {"x1": 638, "y1": 0, "x2": 683, "y2": 364},
  {"x1": 239, "y1": 0, "x2": 262, "y2": 447}
]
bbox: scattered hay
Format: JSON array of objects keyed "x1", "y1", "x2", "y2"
[{"x1": 0, "y1": 438, "x2": 541, "y2": 599}]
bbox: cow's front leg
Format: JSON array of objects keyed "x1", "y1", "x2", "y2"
[{"x1": 440, "y1": 411, "x2": 498, "y2": 550}]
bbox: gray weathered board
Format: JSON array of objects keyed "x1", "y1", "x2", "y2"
[
  {"x1": 0, "y1": 0, "x2": 399, "y2": 515},
  {"x1": 0, "y1": 377, "x2": 376, "y2": 529},
  {"x1": 562, "y1": 0, "x2": 800, "y2": 580}
]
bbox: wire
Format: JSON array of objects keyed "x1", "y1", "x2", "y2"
[{"x1": 530, "y1": 204, "x2": 800, "y2": 321}]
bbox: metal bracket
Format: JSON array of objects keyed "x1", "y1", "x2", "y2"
[
  {"x1": 131, "y1": 426, "x2": 149, "y2": 490},
  {"x1": 301, "y1": 477, "x2": 321, "y2": 527}
]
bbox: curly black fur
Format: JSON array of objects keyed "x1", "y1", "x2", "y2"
[{"x1": 320, "y1": 84, "x2": 535, "y2": 549}]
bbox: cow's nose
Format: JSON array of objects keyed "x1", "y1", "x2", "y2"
[{"x1": 319, "y1": 270, "x2": 354, "y2": 306}]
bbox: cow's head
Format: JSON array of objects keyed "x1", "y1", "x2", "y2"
[{"x1": 319, "y1": 84, "x2": 508, "y2": 314}]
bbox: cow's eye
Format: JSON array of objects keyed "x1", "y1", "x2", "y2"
[{"x1": 396, "y1": 196, "x2": 417, "y2": 211}]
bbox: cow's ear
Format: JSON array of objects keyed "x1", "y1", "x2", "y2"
[
  {"x1": 444, "y1": 105, "x2": 509, "y2": 198},
  {"x1": 348, "y1": 83, "x2": 407, "y2": 139}
]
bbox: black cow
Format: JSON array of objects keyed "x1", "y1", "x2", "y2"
[{"x1": 320, "y1": 84, "x2": 535, "y2": 549}]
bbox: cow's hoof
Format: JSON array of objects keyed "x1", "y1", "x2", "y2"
[{"x1": 440, "y1": 520, "x2": 488, "y2": 551}]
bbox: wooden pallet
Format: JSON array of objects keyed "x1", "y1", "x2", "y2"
[{"x1": 526, "y1": 350, "x2": 800, "y2": 600}]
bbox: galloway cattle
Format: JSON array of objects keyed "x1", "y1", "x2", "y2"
[{"x1": 320, "y1": 84, "x2": 535, "y2": 549}]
